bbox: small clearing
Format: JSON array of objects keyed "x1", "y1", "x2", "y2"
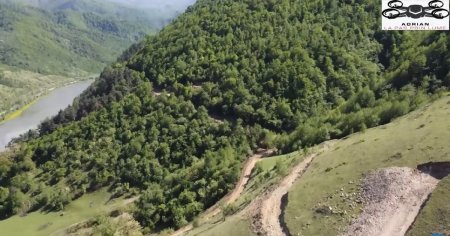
[
  {"x1": 343, "y1": 167, "x2": 439, "y2": 236},
  {"x1": 0, "y1": 189, "x2": 122, "y2": 236}
]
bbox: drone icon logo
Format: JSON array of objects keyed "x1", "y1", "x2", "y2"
[
  {"x1": 382, "y1": 0, "x2": 449, "y2": 19},
  {"x1": 382, "y1": 0, "x2": 449, "y2": 30}
]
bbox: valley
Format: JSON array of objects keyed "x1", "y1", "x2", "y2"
[
  {"x1": 0, "y1": 0, "x2": 192, "y2": 126},
  {"x1": 0, "y1": 0, "x2": 172, "y2": 75},
  {"x1": 0, "y1": 0, "x2": 448, "y2": 235}
]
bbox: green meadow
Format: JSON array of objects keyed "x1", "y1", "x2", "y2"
[
  {"x1": 0, "y1": 189, "x2": 130, "y2": 236},
  {"x1": 285, "y1": 95, "x2": 450, "y2": 235}
]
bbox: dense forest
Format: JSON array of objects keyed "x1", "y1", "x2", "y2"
[{"x1": 0, "y1": 0, "x2": 449, "y2": 233}]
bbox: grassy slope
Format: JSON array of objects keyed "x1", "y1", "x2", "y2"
[
  {"x1": 189, "y1": 95, "x2": 450, "y2": 236},
  {"x1": 407, "y1": 175, "x2": 450, "y2": 236},
  {"x1": 1, "y1": 99, "x2": 37, "y2": 122},
  {"x1": 186, "y1": 217, "x2": 254, "y2": 236},
  {"x1": 0, "y1": 189, "x2": 130, "y2": 236},
  {"x1": 285, "y1": 95, "x2": 450, "y2": 235},
  {"x1": 258, "y1": 152, "x2": 301, "y2": 172}
]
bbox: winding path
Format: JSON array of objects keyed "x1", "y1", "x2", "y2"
[
  {"x1": 170, "y1": 149, "x2": 275, "y2": 236},
  {"x1": 212, "y1": 149, "x2": 276, "y2": 216},
  {"x1": 248, "y1": 141, "x2": 335, "y2": 236}
]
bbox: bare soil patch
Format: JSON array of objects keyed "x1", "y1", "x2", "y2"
[{"x1": 343, "y1": 167, "x2": 439, "y2": 236}]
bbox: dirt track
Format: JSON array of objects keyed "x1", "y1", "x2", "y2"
[
  {"x1": 343, "y1": 167, "x2": 439, "y2": 236},
  {"x1": 169, "y1": 141, "x2": 440, "y2": 236},
  {"x1": 257, "y1": 154, "x2": 316, "y2": 236},
  {"x1": 170, "y1": 149, "x2": 275, "y2": 236},
  {"x1": 247, "y1": 141, "x2": 335, "y2": 236}
]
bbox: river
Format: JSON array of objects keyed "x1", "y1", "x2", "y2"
[{"x1": 0, "y1": 80, "x2": 93, "y2": 150}]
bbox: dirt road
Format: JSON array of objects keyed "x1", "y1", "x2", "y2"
[
  {"x1": 258, "y1": 154, "x2": 315, "y2": 236},
  {"x1": 249, "y1": 141, "x2": 335, "y2": 236},
  {"x1": 214, "y1": 149, "x2": 276, "y2": 214},
  {"x1": 170, "y1": 149, "x2": 275, "y2": 236}
]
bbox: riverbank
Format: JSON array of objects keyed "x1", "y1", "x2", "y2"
[
  {"x1": 0, "y1": 80, "x2": 94, "y2": 150},
  {"x1": 0, "y1": 75, "x2": 98, "y2": 124},
  {"x1": 0, "y1": 99, "x2": 38, "y2": 124}
]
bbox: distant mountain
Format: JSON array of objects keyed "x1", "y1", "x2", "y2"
[
  {"x1": 4, "y1": 0, "x2": 196, "y2": 21},
  {"x1": 105, "y1": 0, "x2": 196, "y2": 10},
  {"x1": 100, "y1": 0, "x2": 197, "y2": 25},
  {"x1": 0, "y1": 0, "x2": 189, "y2": 75}
]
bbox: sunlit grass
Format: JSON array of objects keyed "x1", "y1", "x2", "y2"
[
  {"x1": 407, "y1": 176, "x2": 450, "y2": 236},
  {"x1": 285, "y1": 96, "x2": 450, "y2": 235},
  {"x1": 0, "y1": 189, "x2": 131, "y2": 236}
]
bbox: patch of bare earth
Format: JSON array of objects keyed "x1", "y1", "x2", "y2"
[
  {"x1": 343, "y1": 167, "x2": 439, "y2": 236},
  {"x1": 246, "y1": 141, "x2": 336, "y2": 236}
]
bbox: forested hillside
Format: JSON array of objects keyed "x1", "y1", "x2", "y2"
[
  {"x1": 0, "y1": 0, "x2": 448, "y2": 234},
  {"x1": 0, "y1": 0, "x2": 171, "y2": 75},
  {"x1": 0, "y1": 0, "x2": 191, "y2": 121}
]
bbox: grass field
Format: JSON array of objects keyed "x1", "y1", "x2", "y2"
[
  {"x1": 0, "y1": 189, "x2": 129, "y2": 236},
  {"x1": 186, "y1": 216, "x2": 254, "y2": 236},
  {"x1": 407, "y1": 176, "x2": 450, "y2": 236},
  {"x1": 258, "y1": 151, "x2": 301, "y2": 172},
  {"x1": 284, "y1": 95, "x2": 450, "y2": 235}
]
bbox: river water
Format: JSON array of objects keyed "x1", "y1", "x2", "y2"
[{"x1": 0, "y1": 80, "x2": 93, "y2": 150}]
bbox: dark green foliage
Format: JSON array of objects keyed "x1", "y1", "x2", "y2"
[
  {"x1": 1, "y1": 78, "x2": 262, "y2": 228},
  {"x1": 381, "y1": 32, "x2": 450, "y2": 91},
  {"x1": 0, "y1": 0, "x2": 449, "y2": 233},
  {"x1": 128, "y1": 0, "x2": 383, "y2": 131},
  {"x1": 39, "y1": 67, "x2": 145, "y2": 135}
]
